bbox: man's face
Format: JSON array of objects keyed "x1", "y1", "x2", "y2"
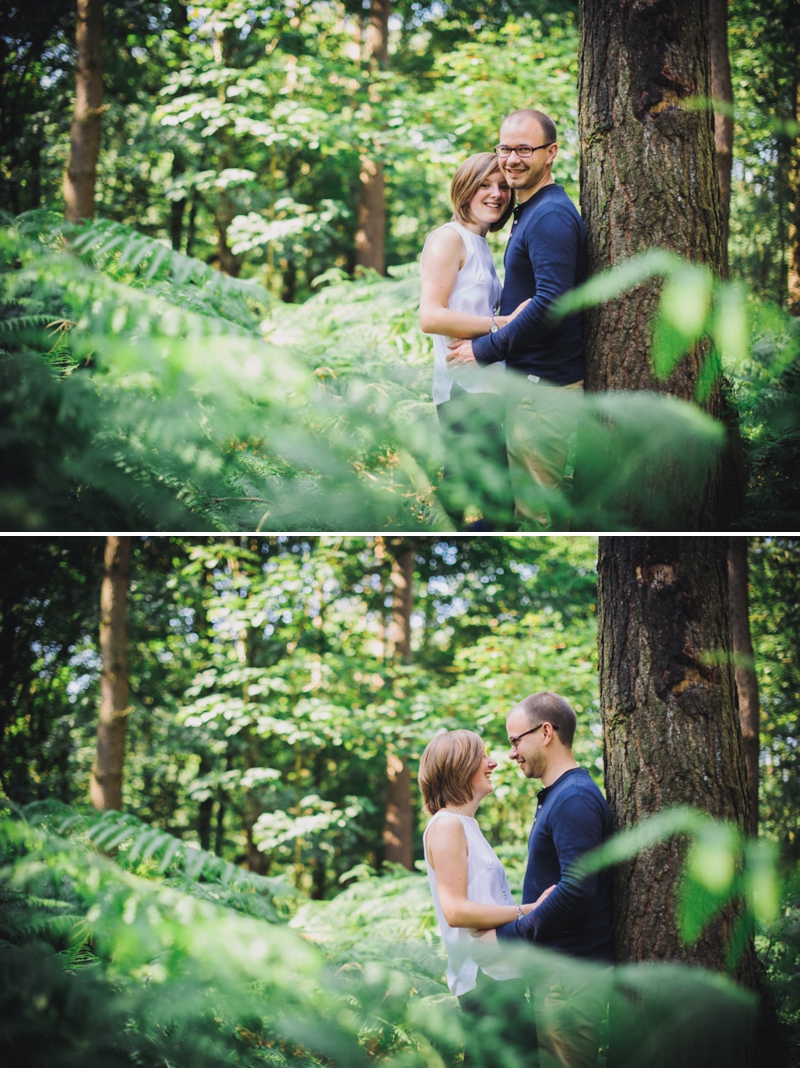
[
  {"x1": 506, "y1": 708, "x2": 547, "y2": 780},
  {"x1": 497, "y1": 117, "x2": 556, "y2": 193}
]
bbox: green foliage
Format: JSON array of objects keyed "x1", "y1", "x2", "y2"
[
  {"x1": 756, "y1": 869, "x2": 800, "y2": 1063},
  {"x1": 728, "y1": 0, "x2": 800, "y2": 308},
  {"x1": 748, "y1": 538, "x2": 800, "y2": 861},
  {"x1": 0, "y1": 535, "x2": 603, "y2": 892},
  {"x1": 732, "y1": 315, "x2": 800, "y2": 526},
  {"x1": 555, "y1": 249, "x2": 747, "y2": 401},
  {"x1": 577, "y1": 806, "x2": 781, "y2": 965},
  {"x1": 1, "y1": 800, "x2": 770, "y2": 1068},
  {"x1": 2, "y1": 211, "x2": 742, "y2": 531},
  {"x1": 0, "y1": 804, "x2": 402, "y2": 1068},
  {"x1": 0, "y1": 215, "x2": 445, "y2": 531}
]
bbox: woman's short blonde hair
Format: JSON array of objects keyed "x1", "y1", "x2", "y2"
[
  {"x1": 450, "y1": 152, "x2": 515, "y2": 233},
  {"x1": 418, "y1": 729, "x2": 485, "y2": 814}
]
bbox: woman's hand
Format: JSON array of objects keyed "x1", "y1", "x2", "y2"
[
  {"x1": 520, "y1": 884, "x2": 556, "y2": 914},
  {"x1": 495, "y1": 298, "x2": 531, "y2": 329}
]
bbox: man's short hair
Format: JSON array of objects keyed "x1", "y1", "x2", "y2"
[
  {"x1": 502, "y1": 108, "x2": 557, "y2": 146},
  {"x1": 513, "y1": 692, "x2": 576, "y2": 747},
  {"x1": 418, "y1": 729, "x2": 485, "y2": 814}
]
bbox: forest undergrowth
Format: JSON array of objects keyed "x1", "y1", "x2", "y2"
[
  {"x1": 2, "y1": 798, "x2": 798, "y2": 1067},
  {"x1": 2, "y1": 212, "x2": 797, "y2": 532}
]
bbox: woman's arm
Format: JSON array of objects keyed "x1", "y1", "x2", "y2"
[
  {"x1": 419, "y1": 229, "x2": 507, "y2": 338},
  {"x1": 427, "y1": 814, "x2": 537, "y2": 929}
]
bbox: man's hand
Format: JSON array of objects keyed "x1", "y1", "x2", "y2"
[
  {"x1": 446, "y1": 339, "x2": 477, "y2": 367},
  {"x1": 518, "y1": 884, "x2": 557, "y2": 916},
  {"x1": 469, "y1": 927, "x2": 498, "y2": 943},
  {"x1": 532, "y1": 884, "x2": 557, "y2": 909}
]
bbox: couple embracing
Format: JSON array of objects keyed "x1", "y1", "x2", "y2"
[
  {"x1": 419, "y1": 109, "x2": 587, "y2": 531},
  {"x1": 419, "y1": 692, "x2": 613, "y2": 1068}
]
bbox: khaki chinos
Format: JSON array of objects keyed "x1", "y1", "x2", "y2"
[
  {"x1": 532, "y1": 966, "x2": 611, "y2": 1068},
  {"x1": 505, "y1": 377, "x2": 584, "y2": 527}
]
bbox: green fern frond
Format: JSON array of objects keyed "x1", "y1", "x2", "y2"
[
  {"x1": 64, "y1": 217, "x2": 276, "y2": 313},
  {"x1": 75, "y1": 809, "x2": 297, "y2": 912},
  {"x1": 0, "y1": 314, "x2": 54, "y2": 334}
]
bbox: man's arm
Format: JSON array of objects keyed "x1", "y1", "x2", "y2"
[
  {"x1": 502, "y1": 792, "x2": 606, "y2": 943},
  {"x1": 471, "y1": 209, "x2": 579, "y2": 367}
]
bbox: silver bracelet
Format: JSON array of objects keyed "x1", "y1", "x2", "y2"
[{"x1": 516, "y1": 906, "x2": 524, "y2": 920}]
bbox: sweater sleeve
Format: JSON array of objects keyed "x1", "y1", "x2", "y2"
[
  {"x1": 473, "y1": 208, "x2": 578, "y2": 367},
  {"x1": 511, "y1": 792, "x2": 605, "y2": 943}
]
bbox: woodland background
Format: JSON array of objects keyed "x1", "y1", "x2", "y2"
[
  {"x1": 1, "y1": 0, "x2": 799, "y2": 530},
  {"x1": 1, "y1": 534, "x2": 799, "y2": 1066}
]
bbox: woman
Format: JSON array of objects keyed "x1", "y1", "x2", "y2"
[
  {"x1": 419, "y1": 153, "x2": 526, "y2": 530},
  {"x1": 419, "y1": 729, "x2": 554, "y2": 1009}
]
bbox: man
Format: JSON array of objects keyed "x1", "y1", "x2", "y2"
[
  {"x1": 494, "y1": 692, "x2": 613, "y2": 1068},
  {"x1": 446, "y1": 109, "x2": 588, "y2": 529}
]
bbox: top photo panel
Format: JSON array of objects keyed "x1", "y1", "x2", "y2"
[{"x1": 3, "y1": 0, "x2": 797, "y2": 534}]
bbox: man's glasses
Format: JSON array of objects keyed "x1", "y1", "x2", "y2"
[
  {"x1": 508, "y1": 722, "x2": 558, "y2": 748},
  {"x1": 494, "y1": 142, "x2": 554, "y2": 159}
]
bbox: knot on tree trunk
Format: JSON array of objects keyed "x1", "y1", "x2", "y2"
[{"x1": 627, "y1": 0, "x2": 700, "y2": 122}]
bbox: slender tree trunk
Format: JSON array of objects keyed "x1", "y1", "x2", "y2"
[
  {"x1": 789, "y1": 76, "x2": 800, "y2": 314},
  {"x1": 227, "y1": 552, "x2": 269, "y2": 875},
  {"x1": 198, "y1": 754, "x2": 214, "y2": 851},
  {"x1": 355, "y1": 0, "x2": 389, "y2": 275},
  {"x1": 64, "y1": 0, "x2": 104, "y2": 223},
  {"x1": 186, "y1": 197, "x2": 198, "y2": 258},
  {"x1": 382, "y1": 541, "x2": 413, "y2": 869},
  {"x1": 90, "y1": 535, "x2": 131, "y2": 811},
  {"x1": 214, "y1": 782, "x2": 227, "y2": 856},
  {"x1": 709, "y1": 0, "x2": 734, "y2": 280},
  {"x1": 215, "y1": 201, "x2": 243, "y2": 277},
  {"x1": 578, "y1": 0, "x2": 731, "y2": 528},
  {"x1": 170, "y1": 151, "x2": 186, "y2": 252},
  {"x1": 728, "y1": 536, "x2": 759, "y2": 836},
  {"x1": 598, "y1": 537, "x2": 755, "y2": 993}
]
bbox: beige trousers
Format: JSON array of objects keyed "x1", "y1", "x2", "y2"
[
  {"x1": 533, "y1": 967, "x2": 610, "y2": 1068},
  {"x1": 505, "y1": 378, "x2": 584, "y2": 528}
]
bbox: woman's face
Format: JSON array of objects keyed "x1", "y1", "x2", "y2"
[
  {"x1": 467, "y1": 171, "x2": 511, "y2": 228},
  {"x1": 469, "y1": 749, "x2": 498, "y2": 803}
]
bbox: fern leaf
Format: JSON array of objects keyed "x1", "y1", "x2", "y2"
[{"x1": 157, "y1": 836, "x2": 183, "y2": 873}]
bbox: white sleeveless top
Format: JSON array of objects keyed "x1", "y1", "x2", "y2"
[
  {"x1": 420, "y1": 222, "x2": 505, "y2": 405},
  {"x1": 423, "y1": 810, "x2": 522, "y2": 995}
]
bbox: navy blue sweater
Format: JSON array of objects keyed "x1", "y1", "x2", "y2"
[
  {"x1": 472, "y1": 183, "x2": 587, "y2": 385},
  {"x1": 497, "y1": 767, "x2": 614, "y2": 962}
]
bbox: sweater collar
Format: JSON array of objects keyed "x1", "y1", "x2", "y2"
[
  {"x1": 537, "y1": 764, "x2": 584, "y2": 802},
  {"x1": 512, "y1": 182, "x2": 562, "y2": 224}
]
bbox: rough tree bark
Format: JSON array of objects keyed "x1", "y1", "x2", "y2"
[
  {"x1": 355, "y1": 0, "x2": 390, "y2": 275},
  {"x1": 709, "y1": 0, "x2": 734, "y2": 279},
  {"x1": 64, "y1": 0, "x2": 104, "y2": 223},
  {"x1": 382, "y1": 539, "x2": 413, "y2": 870},
  {"x1": 728, "y1": 536, "x2": 760, "y2": 836},
  {"x1": 578, "y1": 0, "x2": 736, "y2": 528},
  {"x1": 598, "y1": 537, "x2": 755, "y2": 992},
  {"x1": 90, "y1": 535, "x2": 131, "y2": 811}
]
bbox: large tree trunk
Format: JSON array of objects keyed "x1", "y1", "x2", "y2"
[
  {"x1": 90, "y1": 536, "x2": 131, "y2": 811},
  {"x1": 709, "y1": 0, "x2": 734, "y2": 280},
  {"x1": 578, "y1": 0, "x2": 730, "y2": 528},
  {"x1": 728, "y1": 536, "x2": 760, "y2": 836},
  {"x1": 355, "y1": 0, "x2": 389, "y2": 275},
  {"x1": 382, "y1": 540, "x2": 413, "y2": 869},
  {"x1": 598, "y1": 537, "x2": 755, "y2": 990},
  {"x1": 64, "y1": 0, "x2": 104, "y2": 223}
]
